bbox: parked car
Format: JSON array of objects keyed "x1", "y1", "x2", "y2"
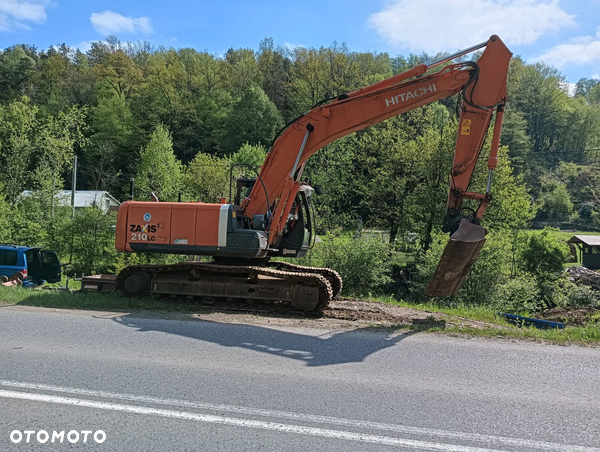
[{"x1": 0, "y1": 245, "x2": 61, "y2": 287}]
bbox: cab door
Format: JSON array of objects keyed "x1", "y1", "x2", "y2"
[{"x1": 40, "y1": 250, "x2": 61, "y2": 284}]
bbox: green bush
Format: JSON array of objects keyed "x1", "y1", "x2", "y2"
[
  {"x1": 290, "y1": 234, "x2": 392, "y2": 296},
  {"x1": 566, "y1": 284, "x2": 600, "y2": 308},
  {"x1": 408, "y1": 232, "x2": 449, "y2": 302},
  {"x1": 517, "y1": 228, "x2": 569, "y2": 276},
  {"x1": 536, "y1": 179, "x2": 577, "y2": 222},
  {"x1": 62, "y1": 208, "x2": 118, "y2": 275},
  {"x1": 410, "y1": 230, "x2": 512, "y2": 306},
  {"x1": 406, "y1": 227, "x2": 583, "y2": 312},
  {"x1": 493, "y1": 274, "x2": 540, "y2": 312},
  {"x1": 535, "y1": 274, "x2": 571, "y2": 310}
]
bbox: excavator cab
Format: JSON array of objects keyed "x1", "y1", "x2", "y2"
[
  {"x1": 234, "y1": 178, "x2": 256, "y2": 205},
  {"x1": 276, "y1": 186, "x2": 314, "y2": 258},
  {"x1": 235, "y1": 178, "x2": 314, "y2": 258}
]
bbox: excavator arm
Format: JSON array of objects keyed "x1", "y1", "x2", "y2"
[{"x1": 245, "y1": 35, "x2": 511, "y2": 244}]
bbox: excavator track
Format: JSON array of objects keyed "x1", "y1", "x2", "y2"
[
  {"x1": 116, "y1": 262, "x2": 333, "y2": 312},
  {"x1": 266, "y1": 261, "x2": 343, "y2": 297}
]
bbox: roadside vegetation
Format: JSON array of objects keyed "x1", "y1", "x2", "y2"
[{"x1": 1, "y1": 37, "x2": 600, "y2": 342}]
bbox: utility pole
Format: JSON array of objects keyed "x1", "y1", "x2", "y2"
[
  {"x1": 71, "y1": 155, "x2": 77, "y2": 219},
  {"x1": 51, "y1": 174, "x2": 56, "y2": 220}
]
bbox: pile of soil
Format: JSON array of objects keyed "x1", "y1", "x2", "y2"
[
  {"x1": 177, "y1": 298, "x2": 503, "y2": 331},
  {"x1": 567, "y1": 266, "x2": 600, "y2": 290},
  {"x1": 536, "y1": 307, "x2": 600, "y2": 327},
  {"x1": 323, "y1": 298, "x2": 439, "y2": 326},
  {"x1": 320, "y1": 298, "x2": 498, "y2": 330}
]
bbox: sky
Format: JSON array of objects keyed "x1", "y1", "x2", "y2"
[{"x1": 1, "y1": 0, "x2": 600, "y2": 84}]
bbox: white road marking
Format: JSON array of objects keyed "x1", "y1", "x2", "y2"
[
  {"x1": 0, "y1": 380, "x2": 598, "y2": 452},
  {"x1": 0, "y1": 389, "x2": 499, "y2": 451}
]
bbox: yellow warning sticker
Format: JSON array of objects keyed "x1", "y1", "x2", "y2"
[{"x1": 461, "y1": 119, "x2": 471, "y2": 135}]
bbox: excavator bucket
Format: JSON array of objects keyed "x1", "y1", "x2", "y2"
[{"x1": 425, "y1": 219, "x2": 487, "y2": 297}]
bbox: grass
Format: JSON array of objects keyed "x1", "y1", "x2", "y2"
[
  {"x1": 373, "y1": 295, "x2": 600, "y2": 345},
  {"x1": 543, "y1": 229, "x2": 599, "y2": 242},
  {"x1": 60, "y1": 275, "x2": 81, "y2": 290},
  {"x1": 444, "y1": 324, "x2": 600, "y2": 344},
  {"x1": 0, "y1": 285, "x2": 202, "y2": 313},
  {"x1": 374, "y1": 295, "x2": 511, "y2": 323}
]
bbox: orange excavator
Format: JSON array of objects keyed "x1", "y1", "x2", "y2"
[{"x1": 113, "y1": 35, "x2": 512, "y2": 311}]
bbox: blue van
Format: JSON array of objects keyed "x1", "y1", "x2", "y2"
[{"x1": 0, "y1": 245, "x2": 61, "y2": 287}]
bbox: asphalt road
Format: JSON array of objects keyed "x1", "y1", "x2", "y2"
[{"x1": 0, "y1": 305, "x2": 599, "y2": 451}]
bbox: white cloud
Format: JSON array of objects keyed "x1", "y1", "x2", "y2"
[
  {"x1": 0, "y1": 0, "x2": 49, "y2": 32},
  {"x1": 75, "y1": 40, "x2": 93, "y2": 53},
  {"x1": 534, "y1": 28, "x2": 600, "y2": 72},
  {"x1": 284, "y1": 42, "x2": 305, "y2": 51},
  {"x1": 90, "y1": 10, "x2": 153, "y2": 36},
  {"x1": 560, "y1": 81, "x2": 577, "y2": 96},
  {"x1": 368, "y1": 0, "x2": 575, "y2": 53}
]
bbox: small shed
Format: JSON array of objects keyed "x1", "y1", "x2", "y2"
[
  {"x1": 567, "y1": 235, "x2": 600, "y2": 269},
  {"x1": 20, "y1": 190, "x2": 120, "y2": 214}
]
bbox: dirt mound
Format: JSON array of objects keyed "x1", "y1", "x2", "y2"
[
  {"x1": 323, "y1": 298, "x2": 432, "y2": 326},
  {"x1": 169, "y1": 297, "x2": 504, "y2": 330},
  {"x1": 567, "y1": 266, "x2": 600, "y2": 290},
  {"x1": 321, "y1": 298, "x2": 498, "y2": 330},
  {"x1": 536, "y1": 307, "x2": 600, "y2": 327}
]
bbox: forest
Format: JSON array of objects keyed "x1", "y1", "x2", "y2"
[{"x1": 1, "y1": 36, "x2": 600, "y2": 310}]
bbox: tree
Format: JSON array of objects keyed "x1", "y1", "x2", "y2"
[
  {"x1": 231, "y1": 142, "x2": 267, "y2": 170},
  {"x1": 87, "y1": 94, "x2": 136, "y2": 191},
  {"x1": 357, "y1": 119, "x2": 423, "y2": 243},
  {"x1": 68, "y1": 208, "x2": 118, "y2": 275},
  {"x1": 92, "y1": 50, "x2": 143, "y2": 100},
  {"x1": 184, "y1": 152, "x2": 230, "y2": 203},
  {"x1": 507, "y1": 60, "x2": 569, "y2": 155},
  {"x1": 0, "y1": 45, "x2": 36, "y2": 103},
  {"x1": 290, "y1": 47, "x2": 328, "y2": 112},
  {"x1": 136, "y1": 49, "x2": 232, "y2": 161},
  {"x1": 225, "y1": 48, "x2": 261, "y2": 97},
  {"x1": 257, "y1": 38, "x2": 291, "y2": 112},
  {"x1": 518, "y1": 229, "x2": 569, "y2": 276},
  {"x1": 469, "y1": 145, "x2": 533, "y2": 231},
  {"x1": 589, "y1": 83, "x2": 600, "y2": 105},
  {"x1": 0, "y1": 97, "x2": 37, "y2": 202},
  {"x1": 575, "y1": 78, "x2": 599, "y2": 99},
  {"x1": 0, "y1": 97, "x2": 86, "y2": 203},
  {"x1": 224, "y1": 86, "x2": 283, "y2": 154},
  {"x1": 404, "y1": 108, "x2": 456, "y2": 251},
  {"x1": 33, "y1": 105, "x2": 88, "y2": 208},
  {"x1": 0, "y1": 190, "x2": 13, "y2": 243},
  {"x1": 536, "y1": 175, "x2": 576, "y2": 222},
  {"x1": 303, "y1": 134, "x2": 362, "y2": 231},
  {"x1": 501, "y1": 105, "x2": 532, "y2": 172},
  {"x1": 135, "y1": 124, "x2": 182, "y2": 201}
]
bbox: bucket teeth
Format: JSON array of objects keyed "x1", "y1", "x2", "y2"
[{"x1": 425, "y1": 219, "x2": 486, "y2": 297}]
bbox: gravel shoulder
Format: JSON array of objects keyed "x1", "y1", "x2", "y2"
[{"x1": 0, "y1": 297, "x2": 502, "y2": 331}]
